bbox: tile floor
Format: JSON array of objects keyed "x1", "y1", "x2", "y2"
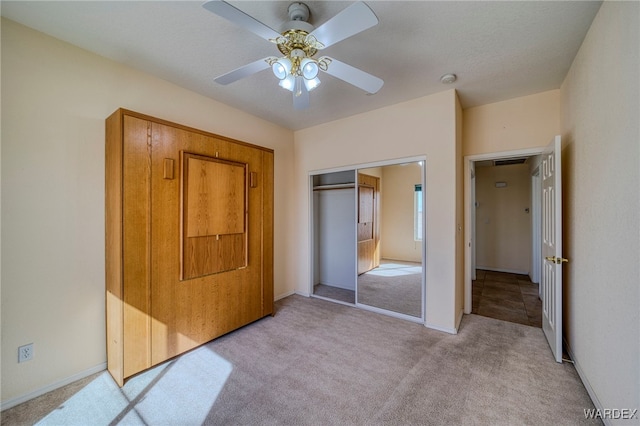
[{"x1": 472, "y1": 270, "x2": 542, "y2": 327}]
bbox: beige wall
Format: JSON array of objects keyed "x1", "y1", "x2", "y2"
[
  {"x1": 475, "y1": 164, "x2": 531, "y2": 274},
  {"x1": 463, "y1": 90, "x2": 560, "y2": 156},
  {"x1": 560, "y1": 1, "x2": 639, "y2": 414},
  {"x1": 1, "y1": 19, "x2": 295, "y2": 404},
  {"x1": 294, "y1": 90, "x2": 461, "y2": 333},
  {"x1": 380, "y1": 163, "x2": 423, "y2": 263}
]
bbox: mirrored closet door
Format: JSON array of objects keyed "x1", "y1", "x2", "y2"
[{"x1": 311, "y1": 159, "x2": 425, "y2": 322}]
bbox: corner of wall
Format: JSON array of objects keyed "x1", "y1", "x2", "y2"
[{"x1": 455, "y1": 92, "x2": 465, "y2": 317}]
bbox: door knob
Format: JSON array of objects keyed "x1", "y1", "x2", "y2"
[{"x1": 545, "y1": 256, "x2": 569, "y2": 264}]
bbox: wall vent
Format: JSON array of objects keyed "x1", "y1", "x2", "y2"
[{"x1": 493, "y1": 158, "x2": 527, "y2": 166}]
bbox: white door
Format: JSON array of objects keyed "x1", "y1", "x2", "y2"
[{"x1": 541, "y1": 135, "x2": 566, "y2": 363}]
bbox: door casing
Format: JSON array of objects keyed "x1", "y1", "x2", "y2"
[{"x1": 463, "y1": 147, "x2": 545, "y2": 314}]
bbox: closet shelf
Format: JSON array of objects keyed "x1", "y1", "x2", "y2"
[{"x1": 313, "y1": 183, "x2": 356, "y2": 191}]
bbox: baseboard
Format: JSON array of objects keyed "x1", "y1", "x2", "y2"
[
  {"x1": 564, "y1": 339, "x2": 610, "y2": 425},
  {"x1": 477, "y1": 266, "x2": 528, "y2": 275},
  {"x1": 294, "y1": 290, "x2": 310, "y2": 297},
  {"x1": 1, "y1": 362, "x2": 107, "y2": 411},
  {"x1": 274, "y1": 290, "x2": 295, "y2": 301},
  {"x1": 425, "y1": 321, "x2": 458, "y2": 335}
]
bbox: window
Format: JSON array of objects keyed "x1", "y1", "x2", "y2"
[{"x1": 414, "y1": 184, "x2": 423, "y2": 241}]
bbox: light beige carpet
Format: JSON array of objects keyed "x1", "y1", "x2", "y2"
[
  {"x1": 2, "y1": 295, "x2": 599, "y2": 425},
  {"x1": 357, "y1": 260, "x2": 422, "y2": 317}
]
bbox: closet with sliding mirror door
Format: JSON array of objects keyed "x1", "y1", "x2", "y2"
[{"x1": 310, "y1": 158, "x2": 425, "y2": 323}]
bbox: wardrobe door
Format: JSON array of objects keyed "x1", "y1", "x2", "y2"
[
  {"x1": 149, "y1": 122, "x2": 268, "y2": 363},
  {"x1": 106, "y1": 114, "x2": 153, "y2": 384},
  {"x1": 121, "y1": 116, "x2": 153, "y2": 377}
]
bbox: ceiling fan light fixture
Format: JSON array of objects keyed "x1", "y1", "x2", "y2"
[
  {"x1": 300, "y1": 58, "x2": 319, "y2": 80},
  {"x1": 205, "y1": 0, "x2": 384, "y2": 109},
  {"x1": 272, "y1": 57, "x2": 292, "y2": 80},
  {"x1": 304, "y1": 76, "x2": 321, "y2": 91},
  {"x1": 279, "y1": 74, "x2": 295, "y2": 91}
]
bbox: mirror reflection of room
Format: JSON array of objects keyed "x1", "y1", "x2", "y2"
[{"x1": 357, "y1": 163, "x2": 423, "y2": 318}]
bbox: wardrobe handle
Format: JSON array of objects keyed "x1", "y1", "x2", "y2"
[{"x1": 163, "y1": 158, "x2": 174, "y2": 180}]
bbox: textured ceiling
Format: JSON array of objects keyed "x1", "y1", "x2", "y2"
[{"x1": 1, "y1": 1, "x2": 602, "y2": 130}]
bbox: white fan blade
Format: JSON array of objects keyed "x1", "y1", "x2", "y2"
[
  {"x1": 203, "y1": 0, "x2": 281, "y2": 42},
  {"x1": 292, "y1": 77, "x2": 310, "y2": 110},
  {"x1": 214, "y1": 58, "x2": 271, "y2": 85},
  {"x1": 309, "y1": 2, "x2": 378, "y2": 49},
  {"x1": 321, "y1": 58, "x2": 383, "y2": 94}
]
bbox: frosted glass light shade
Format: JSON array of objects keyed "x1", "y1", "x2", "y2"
[
  {"x1": 279, "y1": 74, "x2": 295, "y2": 91},
  {"x1": 272, "y1": 57, "x2": 292, "y2": 80},
  {"x1": 304, "y1": 77, "x2": 321, "y2": 91},
  {"x1": 300, "y1": 58, "x2": 319, "y2": 80}
]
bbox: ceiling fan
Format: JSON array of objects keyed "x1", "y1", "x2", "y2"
[{"x1": 202, "y1": 0, "x2": 384, "y2": 110}]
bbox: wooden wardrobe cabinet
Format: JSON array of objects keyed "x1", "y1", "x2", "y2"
[{"x1": 105, "y1": 109, "x2": 274, "y2": 386}]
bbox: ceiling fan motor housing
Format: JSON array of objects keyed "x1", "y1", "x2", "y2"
[
  {"x1": 282, "y1": 2, "x2": 314, "y2": 33},
  {"x1": 288, "y1": 2, "x2": 310, "y2": 22}
]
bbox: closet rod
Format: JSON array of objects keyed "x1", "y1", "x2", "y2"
[{"x1": 313, "y1": 183, "x2": 356, "y2": 191}]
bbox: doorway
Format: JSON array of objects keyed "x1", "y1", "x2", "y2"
[
  {"x1": 311, "y1": 157, "x2": 425, "y2": 323},
  {"x1": 464, "y1": 148, "x2": 544, "y2": 327}
]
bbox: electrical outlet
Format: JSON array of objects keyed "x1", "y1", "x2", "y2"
[{"x1": 18, "y1": 343, "x2": 33, "y2": 363}]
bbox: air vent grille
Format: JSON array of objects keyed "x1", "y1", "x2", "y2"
[{"x1": 494, "y1": 158, "x2": 527, "y2": 166}]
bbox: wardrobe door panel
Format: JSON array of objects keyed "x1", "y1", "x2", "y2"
[
  {"x1": 182, "y1": 153, "x2": 248, "y2": 280},
  {"x1": 122, "y1": 116, "x2": 152, "y2": 378},
  {"x1": 184, "y1": 155, "x2": 246, "y2": 237},
  {"x1": 150, "y1": 122, "x2": 265, "y2": 363}
]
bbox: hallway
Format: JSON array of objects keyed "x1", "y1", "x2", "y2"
[{"x1": 472, "y1": 270, "x2": 542, "y2": 327}]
